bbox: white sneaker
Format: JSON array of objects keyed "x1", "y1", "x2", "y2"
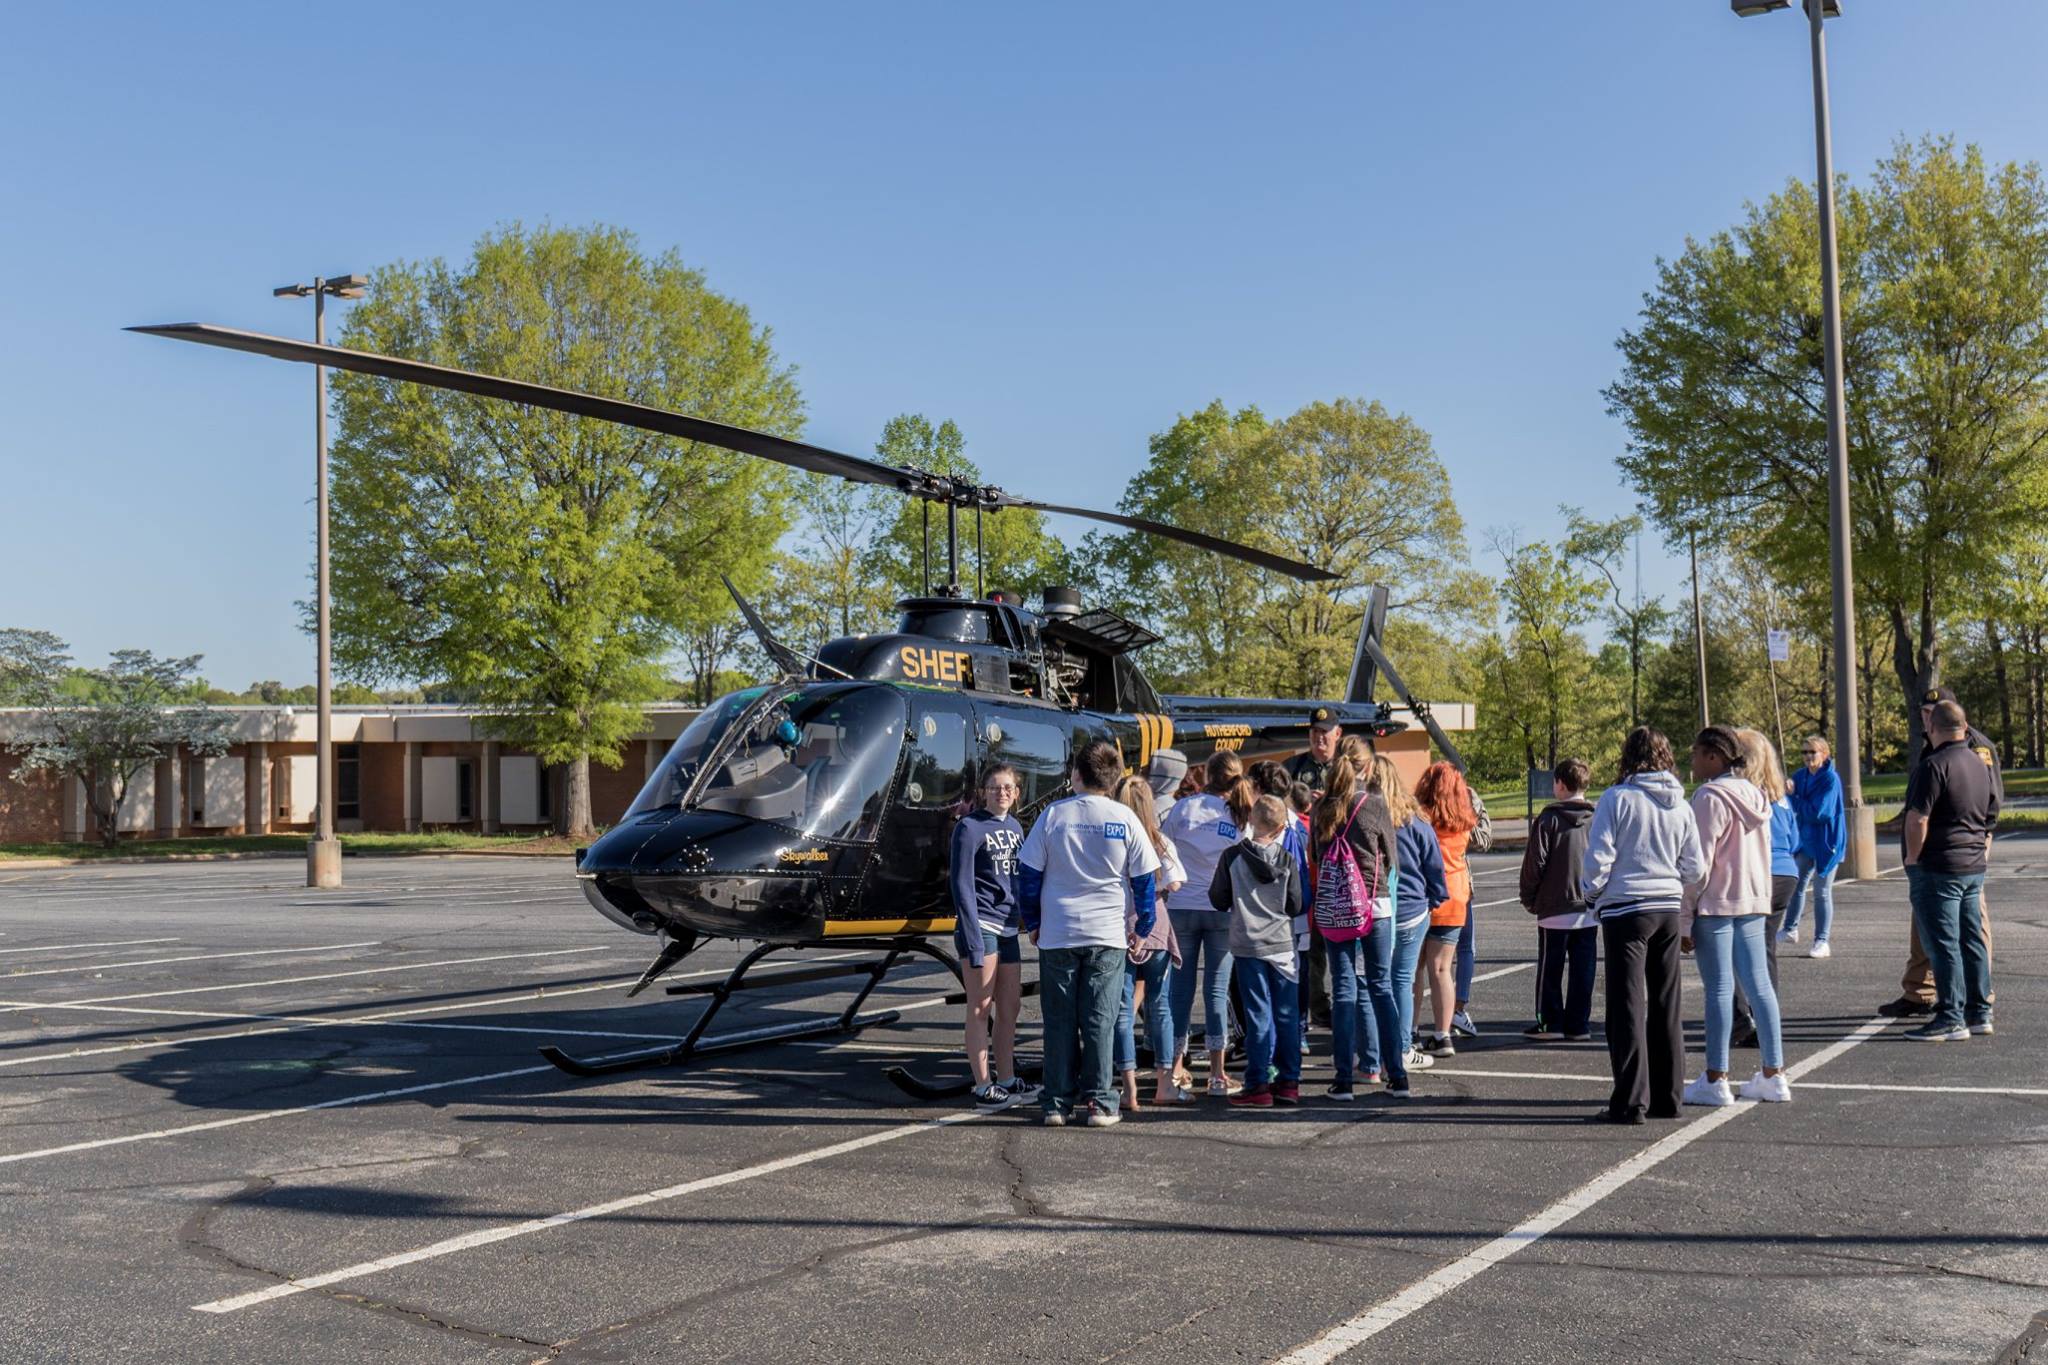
[
  {"x1": 1682, "y1": 1074, "x2": 1734, "y2": 1107},
  {"x1": 1405, "y1": 1047, "x2": 1436, "y2": 1071},
  {"x1": 1738, "y1": 1071, "x2": 1793, "y2": 1103},
  {"x1": 1777, "y1": 927, "x2": 1800, "y2": 945},
  {"x1": 1807, "y1": 941, "x2": 1831, "y2": 960}
]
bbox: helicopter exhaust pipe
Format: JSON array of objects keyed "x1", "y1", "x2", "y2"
[{"x1": 1040, "y1": 585, "x2": 1084, "y2": 618}]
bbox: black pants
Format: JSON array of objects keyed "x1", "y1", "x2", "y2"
[
  {"x1": 1534, "y1": 925, "x2": 1599, "y2": 1036},
  {"x1": 1602, "y1": 911, "x2": 1684, "y2": 1120},
  {"x1": 1733, "y1": 876, "x2": 1791, "y2": 1034}
]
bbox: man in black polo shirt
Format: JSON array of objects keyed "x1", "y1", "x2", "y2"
[
  {"x1": 1880, "y1": 685, "x2": 2002, "y2": 1018},
  {"x1": 1900, "y1": 700, "x2": 1998, "y2": 1043}
]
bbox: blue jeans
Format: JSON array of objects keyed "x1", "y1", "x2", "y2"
[
  {"x1": 1327, "y1": 937, "x2": 1362, "y2": 1082},
  {"x1": 1167, "y1": 907, "x2": 1234, "y2": 1056},
  {"x1": 1115, "y1": 950, "x2": 1174, "y2": 1074},
  {"x1": 1234, "y1": 957, "x2": 1301, "y2": 1089},
  {"x1": 1455, "y1": 912, "x2": 1476, "y2": 1004},
  {"x1": 1338, "y1": 915, "x2": 1405, "y2": 1086},
  {"x1": 1535, "y1": 925, "x2": 1599, "y2": 1036},
  {"x1": 1784, "y1": 854, "x2": 1836, "y2": 943},
  {"x1": 1039, "y1": 945, "x2": 1123, "y2": 1117},
  {"x1": 1692, "y1": 916, "x2": 1781, "y2": 1071},
  {"x1": 1907, "y1": 867, "x2": 1992, "y2": 1030},
  {"x1": 1393, "y1": 915, "x2": 1428, "y2": 1048}
]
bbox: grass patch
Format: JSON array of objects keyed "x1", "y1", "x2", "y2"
[{"x1": 0, "y1": 831, "x2": 581, "y2": 862}]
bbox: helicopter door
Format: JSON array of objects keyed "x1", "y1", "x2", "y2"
[
  {"x1": 978, "y1": 709, "x2": 1074, "y2": 826},
  {"x1": 872, "y1": 693, "x2": 978, "y2": 922}
]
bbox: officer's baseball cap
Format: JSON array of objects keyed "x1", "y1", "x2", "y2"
[
  {"x1": 1922, "y1": 685, "x2": 1959, "y2": 708},
  {"x1": 1308, "y1": 707, "x2": 1339, "y2": 731}
]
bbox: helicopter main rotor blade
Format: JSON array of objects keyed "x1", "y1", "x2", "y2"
[
  {"x1": 127, "y1": 324, "x2": 906, "y2": 491},
  {"x1": 994, "y1": 496, "x2": 1339, "y2": 583},
  {"x1": 132, "y1": 322, "x2": 1341, "y2": 583}
]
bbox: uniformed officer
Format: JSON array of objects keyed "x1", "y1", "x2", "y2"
[
  {"x1": 1286, "y1": 708, "x2": 1345, "y2": 800},
  {"x1": 1879, "y1": 685, "x2": 2000, "y2": 1018}
]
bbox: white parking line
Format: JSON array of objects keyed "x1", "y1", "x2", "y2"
[
  {"x1": 1470, "y1": 896, "x2": 1522, "y2": 910},
  {"x1": 0, "y1": 952, "x2": 878, "y2": 1069},
  {"x1": 192, "y1": 1108, "x2": 987, "y2": 1314},
  {"x1": 0, "y1": 990, "x2": 962, "y2": 1170},
  {"x1": 1468, "y1": 963, "x2": 1533, "y2": 984},
  {"x1": 1272, "y1": 1016, "x2": 1896, "y2": 1363},
  {"x1": 0, "y1": 948, "x2": 610, "y2": 1015},
  {"x1": 1, "y1": 942, "x2": 379, "y2": 979},
  {"x1": 1425, "y1": 1067, "x2": 2048, "y2": 1100},
  {"x1": 0, "y1": 938, "x2": 180, "y2": 957}
]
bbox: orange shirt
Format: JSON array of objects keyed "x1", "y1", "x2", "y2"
[{"x1": 1431, "y1": 826, "x2": 1472, "y2": 927}]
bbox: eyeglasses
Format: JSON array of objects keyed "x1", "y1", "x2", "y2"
[{"x1": 985, "y1": 782, "x2": 1019, "y2": 794}]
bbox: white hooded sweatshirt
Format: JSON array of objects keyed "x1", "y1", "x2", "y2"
[{"x1": 1580, "y1": 770, "x2": 1704, "y2": 917}]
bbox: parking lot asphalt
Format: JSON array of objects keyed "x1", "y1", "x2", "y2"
[{"x1": 1, "y1": 845, "x2": 2043, "y2": 1364}]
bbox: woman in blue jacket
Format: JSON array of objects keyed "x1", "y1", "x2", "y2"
[
  {"x1": 1783, "y1": 735, "x2": 1847, "y2": 959},
  {"x1": 1375, "y1": 758, "x2": 1447, "y2": 1084}
]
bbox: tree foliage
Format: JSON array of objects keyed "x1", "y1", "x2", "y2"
[
  {"x1": 3, "y1": 636, "x2": 231, "y2": 846},
  {"x1": 1088, "y1": 398, "x2": 1485, "y2": 698},
  {"x1": 326, "y1": 223, "x2": 803, "y2": 835},
  {"x1": 1608, "y1": 137, "x2": 2048, "y2": 761}
]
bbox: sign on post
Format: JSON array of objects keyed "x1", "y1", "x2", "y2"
[{"x1": 1767, "y1": 629, "x2": 1790, "y2": 663}]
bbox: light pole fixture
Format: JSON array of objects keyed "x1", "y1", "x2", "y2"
[
  {"x1": 274, "y1": 273, "x2": 367, "y2": 889},
  {"x1": 1733, "y1": 0, "x2": 1876, "y2": 880}
]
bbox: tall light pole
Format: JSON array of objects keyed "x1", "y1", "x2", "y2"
[
  {"x1": 1731, "y1": 0, "x2": 1877, "y2": 880},
  {"x1": 274, "y1": 273, "x2": 366, "y2": 889}
]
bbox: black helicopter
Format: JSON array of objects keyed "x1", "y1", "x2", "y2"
[{"x1": 134, "y1": 321, "x2": 1466, "y2": 1093}]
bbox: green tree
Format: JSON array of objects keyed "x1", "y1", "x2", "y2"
[
  {"x1": 1480, "y1": 532, "x2": 1608, "y2": 773},
  {"x1": 1608, "y1": 137, "x2": 2048, "y2": 764},
  {"x1": 865, "y1": 414, "x2": 1064, "y2": 601},
  {"x1": 1096, "y1": 398, "x2": 1484, "y2": 698},
  {"x1": 327, "y1": 223, "x2": 803, "y2": 835},
  {"x1": 1563, "y1": 509, "x2": 1671, "y2": 728},
  {"x1": 3, "y1": 638, "x2": 232, "y2": 846}
]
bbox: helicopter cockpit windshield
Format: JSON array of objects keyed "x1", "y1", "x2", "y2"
[{"x1": 625, "y1": 684, "x2": 906, "y2": 843}]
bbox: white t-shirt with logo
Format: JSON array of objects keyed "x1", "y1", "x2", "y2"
[
  {"x1": 1159, "y1": 792, "x2": 1239, "y2": 913},
  {"x1": 1019, "y1": 793, "x2": 1163, "y2": 951}
]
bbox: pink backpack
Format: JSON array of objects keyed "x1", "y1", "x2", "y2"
[{"x1": 1314, "y1": 797, "x2": 1379, "y2": 944}]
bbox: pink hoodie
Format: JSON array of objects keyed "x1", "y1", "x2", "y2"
[{"x1": 1683, "y1": 775, "x2": 1773, "y2": 933}]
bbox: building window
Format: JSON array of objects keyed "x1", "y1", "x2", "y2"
[
  {"x1": 457, "y1": 759, "x2": 475, "y2": 822},
  {"x1": 537, "y1": 765, "x2": 552, "y2": 823},
  {"x1": 337, "y1": 744, "x2": 361, "y2": 822}
]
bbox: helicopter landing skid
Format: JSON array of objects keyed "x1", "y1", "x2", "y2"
[{"x1": 538, "y1": 936, "x2": 977, "y2": 1087}]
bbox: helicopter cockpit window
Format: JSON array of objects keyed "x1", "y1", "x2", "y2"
[
  {"x1": 682, "y1": 686, "x2": 906, "y2": 842},
  {"x1": 987, "y1": 715, "x2": 1070, "y2": 815},
  {"x1": 625, "y1": 688, "x2": 764, "y2": 819},
  {"x1": 904, "y1": 706, "x2": 969, "y2": 809}
]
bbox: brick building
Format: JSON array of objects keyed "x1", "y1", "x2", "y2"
[
  {"x1": 0, "y1": 704, "x2": 706, "y2": 844},
  {"x1": 0, "y1": 700, "x2": 1472, "y2": 846}
]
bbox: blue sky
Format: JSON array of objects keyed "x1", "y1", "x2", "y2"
[{"x1": 4, "y1": 2, "x2": 2045, "y2": 688}]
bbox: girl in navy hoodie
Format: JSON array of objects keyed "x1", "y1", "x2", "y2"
[{"x1": 950, "y1": 764, "x2": 1030, "y2": 1111}]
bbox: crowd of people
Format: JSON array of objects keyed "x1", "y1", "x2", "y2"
[{"x1": 945, "y1": 701, "x2": 2002, "y2": 1127}]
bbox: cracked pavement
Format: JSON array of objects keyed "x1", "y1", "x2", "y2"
[{"x1": 0, "y1": 849, "x2": 2043, "y2": 1363}]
